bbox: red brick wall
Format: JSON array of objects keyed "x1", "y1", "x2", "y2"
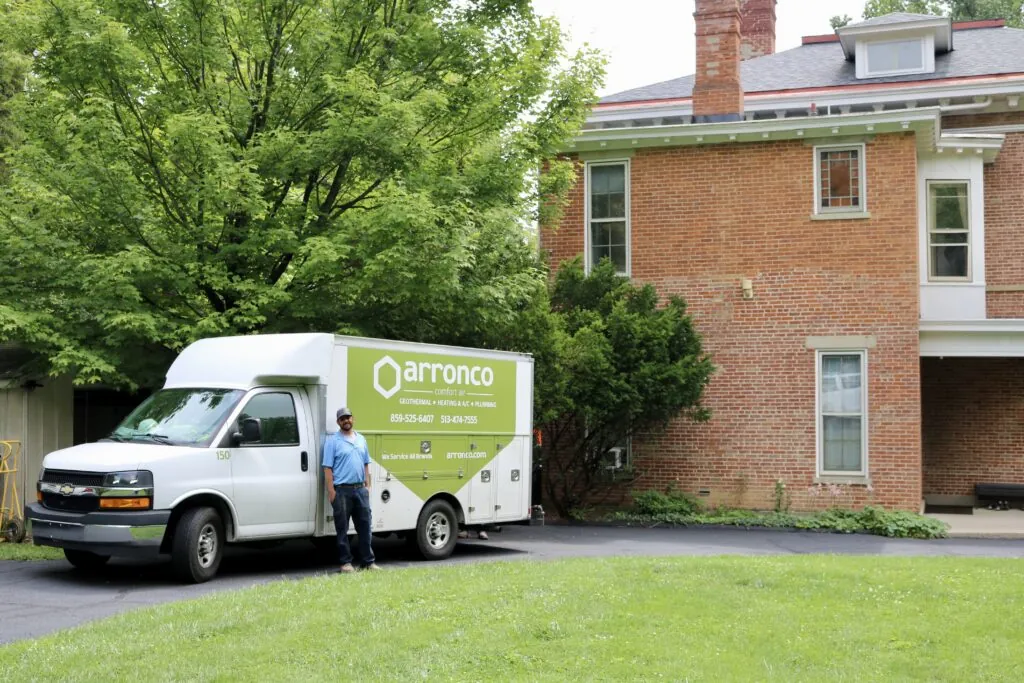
[
  {"x1": 922, "y1": 357, "x2": 1024, "y2": 496},
  {"x1": 541, "y1": 133, "x2": 923, "y2": 511},
  {"x1": 945, "y1": 112, "x2": 1024, "y2": 318}
]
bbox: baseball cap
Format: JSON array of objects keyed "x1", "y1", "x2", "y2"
[{"x1": 336, "y1": 407, "x2": 353, "y2": 419}]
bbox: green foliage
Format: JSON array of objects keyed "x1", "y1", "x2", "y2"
[
  {"x1": 536, "y1": 259, "x2": 714, "y2": 517},
  {"x1": 632, "y1": 487, "x2": 703, "y2": 517},
  {"x1": 610, "y1": 501, "x2": 948, "y2": 540},
  {"x1": 772, "y1": 478, "x2": 791, "y2": 513},
  {"x1": 830, "y1": 14, "x2": 853, "y2": 29},
  {"x1": 0, "y1": 0, "x2": 604, "y2": 387},
  {"x1": 863, "y1": 0, "x2": 1023, "y2": 27}
]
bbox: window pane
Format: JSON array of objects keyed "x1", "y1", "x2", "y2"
[
  {"x1": 867, "y1": 39, "x2": 922, "y2": 73},
  {"x1": 819, "y1": 150, "x2": 860, "y2": 209},
  {"x1": 238, "y1": 393, "x2": 299, "y2": 445},
  {"x1": 611, "y1": 245, "x2": 627, "y2": 273},
  {"x1": 591, "y1": 166, "x2": 610, "y2": 193},
  {"x1": 821, "y1": 354, "x2": 862, "y2": 414},
  {"x1": 608, "y1": 221, "x2": 627, "y2": 247},
  {"x1": 592, "y1": 244, "x2": 611, "y2": 267},
  {"x1": 591, "y1": 222, "x2": 610, "y2": 246},
  {"x1": 609, "y1": 192, "x2": 626, "y2": 218},
  {"x1": 823, "y1": 416, "x2": 863, "y2": 472},
  {"x1": 931, "y1": 245, "x2": 968, "y2": 278},
  {"x1": 591, "y1": 193, "x2": 609, "y2": 219}
]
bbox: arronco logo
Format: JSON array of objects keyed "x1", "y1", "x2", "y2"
[{"x1": 373, "y1": 355, "x2": 495, "y2": 399}]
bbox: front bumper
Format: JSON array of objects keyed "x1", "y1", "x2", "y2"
[{"x1": 26, "y1": 503, "x2": 170, "y2": 558}]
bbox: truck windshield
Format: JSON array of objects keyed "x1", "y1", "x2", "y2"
[{"x1": 109, "y1": 389, "x2": 245, "y2": 447}]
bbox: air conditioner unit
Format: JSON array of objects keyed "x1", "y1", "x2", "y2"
[{"x1": 603, "y1": 447, "x2": 624, "y2": 471}]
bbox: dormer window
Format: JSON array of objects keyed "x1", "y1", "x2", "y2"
[
  {"x1": 861, "y1": 37, "x2": 930, "y2": 77},
  {"x1": 836, "y1": 13, "x2": 950, "y2": 81}
]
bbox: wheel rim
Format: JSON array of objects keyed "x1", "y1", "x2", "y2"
[
  {"x1": 197, "y1": 523, "x2": 218, "y2": 568},
  {"x1": 426, "y1": 512, "x2": 450, "y2": 550}
]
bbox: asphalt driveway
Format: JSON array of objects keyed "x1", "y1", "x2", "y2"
[{"x1": 3, "y1": 524, "x2": 1024, "y2": 645}]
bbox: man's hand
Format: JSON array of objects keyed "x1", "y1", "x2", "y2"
[{"x1": 327, "y1": 487, "x2": 336, "y2": 504}]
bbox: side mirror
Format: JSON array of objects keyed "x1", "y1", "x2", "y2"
[{"x1": 232, "y1": 417, "x2": 262, "y2": 446}]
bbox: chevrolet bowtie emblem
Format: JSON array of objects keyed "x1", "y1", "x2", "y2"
[{"x1": 59, "y1": 484, "x2": 74, "y2": 496}]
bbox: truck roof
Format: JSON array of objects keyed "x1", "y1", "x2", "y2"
[{"x1": 164, "y1": 333, "x2": 532, "y2": 390}]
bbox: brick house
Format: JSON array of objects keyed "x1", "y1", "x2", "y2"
[{"x1": 541, "y1": 1, "x2": 1024, "y2": 513}]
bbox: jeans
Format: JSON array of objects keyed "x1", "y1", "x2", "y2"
[{"x1": 331, "y1": 486, "x2": 375, "y2": 566}]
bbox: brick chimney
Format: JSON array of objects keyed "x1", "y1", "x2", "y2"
[
  {"x1": 692, "y1": 0, "x2": 744, "y2": 122},
  {"x1": 740, "y1": 0, "x2": 777, "y2": 60}
]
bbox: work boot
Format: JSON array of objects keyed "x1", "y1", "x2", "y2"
[{"x1": 339, "y1": 563, "x2": 355, "y2": 573}]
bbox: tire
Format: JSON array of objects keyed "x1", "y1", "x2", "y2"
[
  {"x1": 171, "y1": 507, "x2": 224, "y2": 584},
  {"x1": 3, "y1": 517, "x2": 26, "y2": 544},
  {"x1": 64, "y1": 548, "x2": 110, "y2": 571},
  {"x1": 411, "y1": 499, "x2": 458, "y2": 561}
]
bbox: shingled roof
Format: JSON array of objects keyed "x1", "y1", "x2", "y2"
[{"x1": 600, "y1": 24, "x2": 1024, "y2": 105}]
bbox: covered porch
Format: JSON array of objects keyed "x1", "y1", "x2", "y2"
[{"x1": 920, "y1": 321, "x2": 1024, "y2": 534}]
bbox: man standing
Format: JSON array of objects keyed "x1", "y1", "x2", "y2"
[{"x1": 322, "y1": 407, "x2": 380, "y2": 572}]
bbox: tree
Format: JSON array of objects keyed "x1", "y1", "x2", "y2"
[
  {"x1": 830, "y1": 15, "x2": 853, "y2": 29},
  {"x1": 863, "y1": 0, "x2": 1023, "y2": 26},
  {"x1": 536, "y1": 259, "x2": 715, "y2": 518},
  {"x1": 0, "y1": 0, "x2": 603, "y2": 387}
]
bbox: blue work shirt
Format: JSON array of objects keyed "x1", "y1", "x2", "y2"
[{"x1": 322, "y1": 431, "x2": 370, "y2": 485}]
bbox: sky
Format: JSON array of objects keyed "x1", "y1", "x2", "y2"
[{"x1": 531, "y1": 0, "x2": 870, "y2": 97}]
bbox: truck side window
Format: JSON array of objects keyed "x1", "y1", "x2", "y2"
[{"x1": 237, "y1": 392, "x2": 300, "y2": 446}]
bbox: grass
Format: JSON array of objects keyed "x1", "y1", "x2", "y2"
[
  {"x1": 0, "y1": 541, "x2": 62, "y2": 561},
  {"x1": 2, "y1": 556, "x2": 1023, "y2": 681}
]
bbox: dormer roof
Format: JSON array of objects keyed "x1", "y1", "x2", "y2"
[{"x1": 836, "y1": 12, "x2": 953, "y2": 60}]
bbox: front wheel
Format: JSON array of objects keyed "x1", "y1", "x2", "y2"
[
  {"x1": 171, "y1": 507, "x2": 224, "y2": 583},
  {"x1": 64, "y1": 549, "x2": 110, "y2": 571},
  {"x1": 411, "y1": 499, "x2": 458, "y2": 561}
]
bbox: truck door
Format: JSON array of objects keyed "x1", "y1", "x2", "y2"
[
  {"x1": 229, "y1": 388, "x2": 316, "y2": 537},
  {"x1": 493, "y1": 436, "x2": 527, "y2": 521},
  {"x1": 467, "y1": 437, "x2": 497, "y2": 524}
]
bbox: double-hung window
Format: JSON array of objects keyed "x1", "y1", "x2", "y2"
[
  {"x1": 817, "y1": 351, "x2": 867, "y2": 476},
  {"x1": 814, "y1": 144, "x2": 866, "y2": 215},
  {"x1": 586, "y1": 161, "x2": 630, "y2": 275},
  {"x1": 927, "y1": 181, "x2": 970, "y2": 281}
]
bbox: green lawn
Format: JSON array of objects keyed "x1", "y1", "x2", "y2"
[
  {"x1": 2, "y1": 556, "x2": 1023, "y2": 681},
  {"x1": 0, "y1": 541, "x2": 62, "y2": 561}
]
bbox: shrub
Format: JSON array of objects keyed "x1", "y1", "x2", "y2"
[{"x1": 632, "y1": 487, "x2": 703, "y2": 516}]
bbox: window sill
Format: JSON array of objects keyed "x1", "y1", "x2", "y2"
[
  {"x1": 814, "y1": 474, "x2": 871, "y2": 486},
  {"x1": 810, "y1": 212, "x2": 871, "y2": 221}
]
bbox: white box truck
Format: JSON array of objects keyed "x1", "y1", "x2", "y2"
[{"x1": 26, "y1": 334, "x2": 534, "y2": 582}]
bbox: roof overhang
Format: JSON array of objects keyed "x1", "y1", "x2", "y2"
[
  {"x1": 836, "y1": 17, "x2": 953, "y2": 59},
  {"x1": 589, "y1": 75, "x2": 1024, "y2": 127},
  {"x1": 565, "y1": 108, "x2": 943, "y2": 155},
  {"x1": 936, "y1": 133, "x2": 1005, "y2": 163},
  {"x1": 920, "y1": 320, "x2": 1024, "y2": 357}
]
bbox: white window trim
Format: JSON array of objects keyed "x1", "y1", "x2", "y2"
[
  {"x1": 856, "y1": 35, "x2": 935, "y2": 79},
  {"x1": 815, "y1": 350, "x2": 869, "y2": 478},
  {"x1": 926, "y1": 179, "x2": 972, "y2": 283},
  {"x1": 584, "y1": 159, "x2": 631, "y2": 277},
  {"x1": 813, "y1": 143, "x2": 867, "y2": 216}
]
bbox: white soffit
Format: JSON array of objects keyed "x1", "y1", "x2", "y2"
[
  {"x1": 566, "y1": 108, "x2": 941, "y2": 154},
  {"x1": 920, "y1": 320, "x2": 1024, "y2": 357}
]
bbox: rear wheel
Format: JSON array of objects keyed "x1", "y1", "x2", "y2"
[
  {"x1": 411, "y1": 499, "x2": 458, "y2": 560},
  {"x1": 64, "y1": 549, "x2": 110, "y2": 571},
  {"x1": 171, "y1": 507, "x2": 223, "y2": 583}
]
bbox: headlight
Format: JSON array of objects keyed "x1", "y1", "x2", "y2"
[{"x1": 103, "y1": 470, "x2": 154, "y2": 487}]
